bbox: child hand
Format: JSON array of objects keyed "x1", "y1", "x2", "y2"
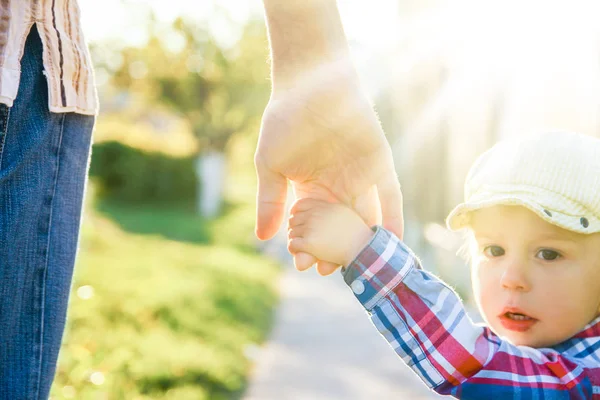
[{"x1": 287, "y1": 198, "x2": 375, "y2": 267}]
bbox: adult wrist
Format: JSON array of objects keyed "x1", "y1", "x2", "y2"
[{"x1": 262, "y1": 0, "x2": 352, "y2": 91}]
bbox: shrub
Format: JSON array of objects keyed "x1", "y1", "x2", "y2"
[{"x1": 90, "y1": 141, "x2": 197, "y2": 206}]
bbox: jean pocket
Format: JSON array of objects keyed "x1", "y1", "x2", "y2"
[{"x1": 0, "y1": 103, "x2": 10, "y2": 170}]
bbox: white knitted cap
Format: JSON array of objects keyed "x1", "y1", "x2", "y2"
[{"x1": 446, "y1": 132, "x2": 600, "y2": 234}]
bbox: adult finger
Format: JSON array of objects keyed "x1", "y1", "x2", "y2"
[
  {"x1": 255, "y1": 166, "x2": 288, "y2": 240},
  {"x1": 352, "y1": 185, "x2": 381, "y2": 227},
  {"x1": 376, "y1": 168, "x2": 404, "y2": 240}
]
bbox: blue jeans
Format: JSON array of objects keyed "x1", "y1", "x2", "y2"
[{"x1": 0, "y1": 26, "x2": 95, "y2": 399}]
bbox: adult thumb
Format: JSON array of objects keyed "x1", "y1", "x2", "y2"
[
  {"x1": 352, "y1": 185, "x2": 382, "y2": 228},
  {"x1": 255, "y1": 166, "x2": 288, "y2": 240},
  {"x1": 376, "y1": 170, "x2": 404, "y2": 240}
]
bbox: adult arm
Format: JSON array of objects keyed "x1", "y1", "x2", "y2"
[{"x1": 256, "y1": 0, "x2": 404, "y2": 275}]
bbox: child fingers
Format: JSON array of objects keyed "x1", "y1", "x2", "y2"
[
  {"x1": 290, "y1": 198, "x2": 326, "y2": 215},
  {"x1": 288, "y1": 212, "x2": 308, "y2": 228},
  {"x1": 316, "y1": 261, "x2": 340, "y2": 276},
  {"x1": 287, "y1": 237, "x2": 307, "y2": 254},
  {"x1": 293, "y1": 252, "x2": 317, "y2": 271},
  {"x1": 287, "y1": 225, "x2": 304, "y2": 238}
]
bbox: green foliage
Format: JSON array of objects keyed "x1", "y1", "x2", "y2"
[
  {"x1": 50, "y1": 185, "x2": 279, "y2": 400},
  {"x1": 94, "y1": 198, "x2": 211, "y2": 244},
  {"x1": 108, "y1": 19, "x2": 270, "y2": 152},
  {"x1": 53, "y1": 12, "x2": 279, "y2": 398},
  {"x1": 90, "y1": 141, "x2": 197, "y2": 205}
]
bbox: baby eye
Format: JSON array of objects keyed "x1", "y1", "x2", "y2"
[
  {"x1": 483, "y1": 245, "x2": 505, "y2": 257},
  {"x1": 536, "y1": 249, "x2": 561, "y2": 261}
]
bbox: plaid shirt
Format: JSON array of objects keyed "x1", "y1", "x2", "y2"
[{"x1": 342, "y1": 227, "x2": 600, "y2": 399}]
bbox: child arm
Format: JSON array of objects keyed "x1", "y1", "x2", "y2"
[{"x1": 345, "y1": 227, "x2": 598, "y2": 399}]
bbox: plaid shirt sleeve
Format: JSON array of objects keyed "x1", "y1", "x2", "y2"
[{"x1": 341, "y1": 226, "x2": 598, "y2": 399}]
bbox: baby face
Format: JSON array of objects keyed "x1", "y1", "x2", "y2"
[{"x1": 470, "y1": 205, "x2": 600, "y2": 348}]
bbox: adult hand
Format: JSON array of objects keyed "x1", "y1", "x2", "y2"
[
  {"x1": 256, "y1": 0, "x2": 404, "y2": 275},
  {"x1": 255, "y1": 57, "x2": 404, "y2": 275}
]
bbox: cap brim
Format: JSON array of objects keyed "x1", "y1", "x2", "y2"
[{"x1": 446, "y1": 193, "x2": 600, "y2": 234}]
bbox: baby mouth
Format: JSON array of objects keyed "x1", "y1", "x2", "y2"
[
  {"x1": 499, "y1": 311, "x2": 538, "y2": 332},
  {"x1": 505, "y1": 312, "x2": 534, "y2": 321}
]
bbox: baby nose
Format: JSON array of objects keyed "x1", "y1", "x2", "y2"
[{"x1": 500, "y1": 261, "x2": 531, "y2": 292}]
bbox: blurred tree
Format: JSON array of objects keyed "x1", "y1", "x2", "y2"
[
  {"x1": 109, "y1": 15, "x2": 270, "y2": 217},
  {"x1": 112, "y1": 17, "x2": 269, "y2": 151}
]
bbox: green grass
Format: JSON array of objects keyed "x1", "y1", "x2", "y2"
[{"x1": 49, "y1": 180, "x2": 280, "y2": 399}]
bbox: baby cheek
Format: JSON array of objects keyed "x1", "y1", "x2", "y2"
[
  {"x1": 548, "y1": 280, "x2": 597, "y2": 325},
  {"x1": 472, "y1": 265, "x2": 500, "y2": 320}
]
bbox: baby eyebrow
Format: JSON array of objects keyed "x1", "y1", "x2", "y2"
[
  {"x1": 472, "y1": 234, "x2": 500, "y2": 242},
  {"x1": 529, "y1": 240, "x2": 584, "y2": 254},
  {"x1": 474, "y1": 236, "x2": 579, "y2": 248},
  {"x1": 534, "y1": 234, "x2": 579, "y2": 244}
]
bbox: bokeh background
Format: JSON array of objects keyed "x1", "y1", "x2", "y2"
[{"x1": 50, "y1": 0, "x2": 600, "y2": 398}]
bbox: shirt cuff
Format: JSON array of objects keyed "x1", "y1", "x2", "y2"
[
  {"x1": 341, "y1": 226, "x2": 417, "y2": 311},
  {"x1": 0, "y1": 95, "x2": 14, "y2": 107}
]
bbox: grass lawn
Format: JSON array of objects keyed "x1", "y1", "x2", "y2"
[{"x1": 49, "y1": 148, "x2": 280, "y2": 399}]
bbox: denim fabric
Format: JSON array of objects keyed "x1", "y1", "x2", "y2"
[{"x1": 0, "y1": 25, "x2": 95, "y2": 399}]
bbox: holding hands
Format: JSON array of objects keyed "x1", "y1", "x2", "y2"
[
  {"x1": 286, "y1": 199, "x2": 375, "y2": 267},
  {"x1": 256, "y1": 0, "x2": 404, "y2": 275}
]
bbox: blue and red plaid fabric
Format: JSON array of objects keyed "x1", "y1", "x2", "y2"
[{"x1": 342, "y1": 227, "x2": 600, "y2": 399}]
